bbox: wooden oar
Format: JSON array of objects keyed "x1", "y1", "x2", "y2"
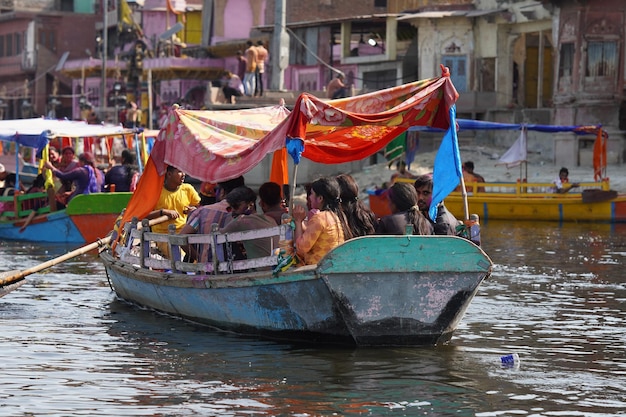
[
  {"x1": 0, "y1": 214, "x2": 170, "y2": 291},
  {"x1": 0, "y1": 279, "x2": 27, "y2": 298}
]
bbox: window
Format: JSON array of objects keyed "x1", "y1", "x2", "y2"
[
  {"x1": 15, "y1": 32, "x2": 21, "y2": 55},
  {"x1": 374, "y1": 0, "x2": 387, "y2": 6},
  {"x1": 60, "y1": 0, "x2": 74, "y2": 12},
  {"x1": 0, "y1": 36, "x2": 4, "y2": 57},
  {"x1": 39, "y1": 29, "x2": 57, "y2": 52},
  {"x1": 559, "y1": 43, "x2": 574, "y2": 77},
  {"x1": 586, "y1": 41, "x2": 617, "y2": 77},
  {"x1": 6, "y1": 33, "x2": 12, "y2": 56}
]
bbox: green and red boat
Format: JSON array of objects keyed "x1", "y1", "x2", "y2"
[{"x1": 0, "y1": 118, "x2": 137, "y2": 244}]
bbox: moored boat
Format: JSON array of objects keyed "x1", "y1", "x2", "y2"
[
  {"x1": 0, "y1": 192, "x2": 132, "y2": 243},
  {"x1": 99, "y1": 68, "x2": 493, "y2": 346},
  {"x1": 0, "y1": 117, "x2": 139, "y2": 243},
  {"x1": 444, "y1": 179, "x2": 626, "y2": 223},
  {"x1": 368, "y1": 119, "x2": 626, "y2": 223}
]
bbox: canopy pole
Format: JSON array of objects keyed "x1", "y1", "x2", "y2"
[
  {"x1": 14, "y1": 142, "x2": 20, "y2": 189},
  {"x1": 459, "y1": 173, "x2": 469, "y2": 221},
  {"x1": 289, "y1": 163, "x2": 298, "y2": 214}
]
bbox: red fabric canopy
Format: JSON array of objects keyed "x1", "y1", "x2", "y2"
[{"x1": 118, "y1": 69, "x2": 459, "y2": 230}]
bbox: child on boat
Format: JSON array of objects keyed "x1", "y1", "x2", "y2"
[{"x1": 552, "y1": 167, "x2": 580, "y2": 193}]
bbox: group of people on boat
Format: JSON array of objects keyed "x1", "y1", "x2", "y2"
[
  {"x1": 0, "y1": 145, "x2": 141, "y2": 219},
  {"x1": 144, "y1": 165, "x2": 463, "y2": 270},
  {"x1": 42, "y1": 145, "x2": 140, "y2": 210}
]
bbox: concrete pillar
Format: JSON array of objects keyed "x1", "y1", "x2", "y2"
[{"x1": 554, "y1": 132, "x2": 577, "y2": 167}]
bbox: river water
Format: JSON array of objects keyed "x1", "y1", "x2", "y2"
[{"x1": 1, "y1": 220, "x2": 625, "y2": 416}]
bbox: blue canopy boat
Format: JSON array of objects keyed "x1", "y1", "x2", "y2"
[
  {"x1": 0, "y1": 118, "x2": 137, "y2": 243},
  {"x1": 403, "y1": 119, "x2": 626, "y2": 223},
  {"x1": 98, "y1": 69, "x2": 493, "y2": 346}
]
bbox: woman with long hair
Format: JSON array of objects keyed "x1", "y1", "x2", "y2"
[
  {"x1": 375, "y1": 182, "x2": 433, "y2": 235},
  {"x1": 336, "y1": 173, "x2": 377, "y2": 238},
  {"x1": 292, "y1": 176, "x2": 352, "y2": 265}
]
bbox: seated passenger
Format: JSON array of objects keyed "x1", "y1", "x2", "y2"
[
  {"x1": 22, "y1": 174, "x2": 48, "y2": 211},
  {"x1": 457, "y1": 161, "x2": 486, "y2": 193},
  {"x1": 336, "y1": 173, "x2": 377, "y2": 238},
  {"x1": 0, "y1": 172, "x2": 17, "y2": 197},
  {"x1": 219, "y1": 186, "x2": 279, "y2": 262},
  {"x1": 44, "y1": 152, "x2": 101, "y2": 206},
  {"x1": 199, "y1": 181, "x2": 217, "y2": 205},
  {"x1": 0, "y1": 173, "x2": 18, "y2": 216},
  {"x1": 375, "y1": 182, "x2": 433, "y2": 235},
  {"x1": 414, "y1": 174, "x2": 460, "y2": 235},
  {"x1": 147, "y1": 165, "x2": 201, "y2": 258},
  {"x1": 292, "y1": 176, "x2": 352, "y2": 265},
  {"x1": 552, "y1": 167, "x2": 579, "y2": 194},
  {"x1": 104, "y1": 150, "x2": 138, "y2": 192},
  {"x1": 258, "y1": 181, "x2": 287, "y2": 225},
  {"x1": 179, "y1": 176, "x2": 245, "y2": 263}
]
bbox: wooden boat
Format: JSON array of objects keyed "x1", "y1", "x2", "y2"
[
  {"x1": 369, "y1": 119, "x2": 626, "y2": 223},
  {"x1": 370, "y1": 178, "x2": 626, "y2": 223},
  {"x1": 0, "y1": 192, "x2": 131, "y2": 243},
  {"x1": 0, "y1": 117, "x2": 137, "y2": 243},
  {"x1": 102, "y1": 220, "x2": 491, "y2": 346},
  {"x1": 444, "y1": 179, "x2": 626, "y2": 223},
  {"x1": 99, "y1": 69, "x2": 494, "y2": 346}
]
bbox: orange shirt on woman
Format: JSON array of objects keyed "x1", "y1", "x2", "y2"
[{"x1": 296, "y1": 210, "x2": 345, "y2": 265}]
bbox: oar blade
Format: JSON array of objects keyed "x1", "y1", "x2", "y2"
[{"x1": 0, "y1": 278, "x2": 26, "y2": 298}]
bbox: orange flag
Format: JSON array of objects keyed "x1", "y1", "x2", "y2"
[{"x1": 592, "y1": 128, "x2": 606, "y2": 181}]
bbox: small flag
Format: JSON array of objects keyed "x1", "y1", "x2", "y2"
[{"x1": 429, "y1": 105, "x2": 462, "y2": 221}]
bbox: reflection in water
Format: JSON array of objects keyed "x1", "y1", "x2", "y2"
[{"x1": 0, "y1": 221, "x2": 625, "y2": 416}]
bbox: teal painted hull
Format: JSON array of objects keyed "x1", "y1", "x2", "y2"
[{"x1": 102, "y1": 235, "x2": 492, "y2": 346}]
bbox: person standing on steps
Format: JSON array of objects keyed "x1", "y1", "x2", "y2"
[
  {"x1": 254, "y1": 40, "x2": 269, "y2": 97},
  {"x1": 243, "y1": 40, "x2": 257, "y2": 97}
]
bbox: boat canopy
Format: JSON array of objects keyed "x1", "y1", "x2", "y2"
[
  {"x1": 119, "y1": 66, "x2": 463, "y2": 228},
  {"x1": 410, "y1": 119, "x2": 608, "y2": 181},
  {"x1": 155, "y1": 72, "x2": 458, "y2": 182},
  {"x1": 410, "y1": 118, "x2": 605, "y2": 134},
  {"x1": 0, "y1": 118, "x2": 134, "y2": 149}
]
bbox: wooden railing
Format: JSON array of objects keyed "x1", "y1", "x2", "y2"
[
  {"x1": 0, "y1": 191, "x2": 50, "y2": 220},
  {"x1": 394, "y1": 177, "x2": 611, "y2": 196},
  {"x1": 115, "y1": 218, "x2": 293, "y2": 275},
  {"x1": 455, "y1": 179, "x2": 610, "y2": 196}
]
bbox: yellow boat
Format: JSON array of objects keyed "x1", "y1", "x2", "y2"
[
  {"x1": 369, "y1": 178, "x2": 626, "y2": 223},
  {"x1": 444, "y1": 179, "x2": 626, "y2": 223},
  {"x1": 372, "y1": 118, "x2": 626, "y2": 223}
]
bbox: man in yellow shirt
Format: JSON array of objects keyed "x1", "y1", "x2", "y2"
[{"x1": 148, "y1": 165, "x2": 201, "y2": 257}]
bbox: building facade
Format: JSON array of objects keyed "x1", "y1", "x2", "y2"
[{"x1": 0, "y1": 1, "x2": 99, "y2": 120}]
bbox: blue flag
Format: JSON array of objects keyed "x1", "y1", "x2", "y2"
[{"x1": 429, "y1": 105, "x2": 462, "y2": 221}]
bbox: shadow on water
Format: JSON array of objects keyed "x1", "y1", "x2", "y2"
[{"x1": 104, "y1": 298, "x2": 495, "y2": 416}]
